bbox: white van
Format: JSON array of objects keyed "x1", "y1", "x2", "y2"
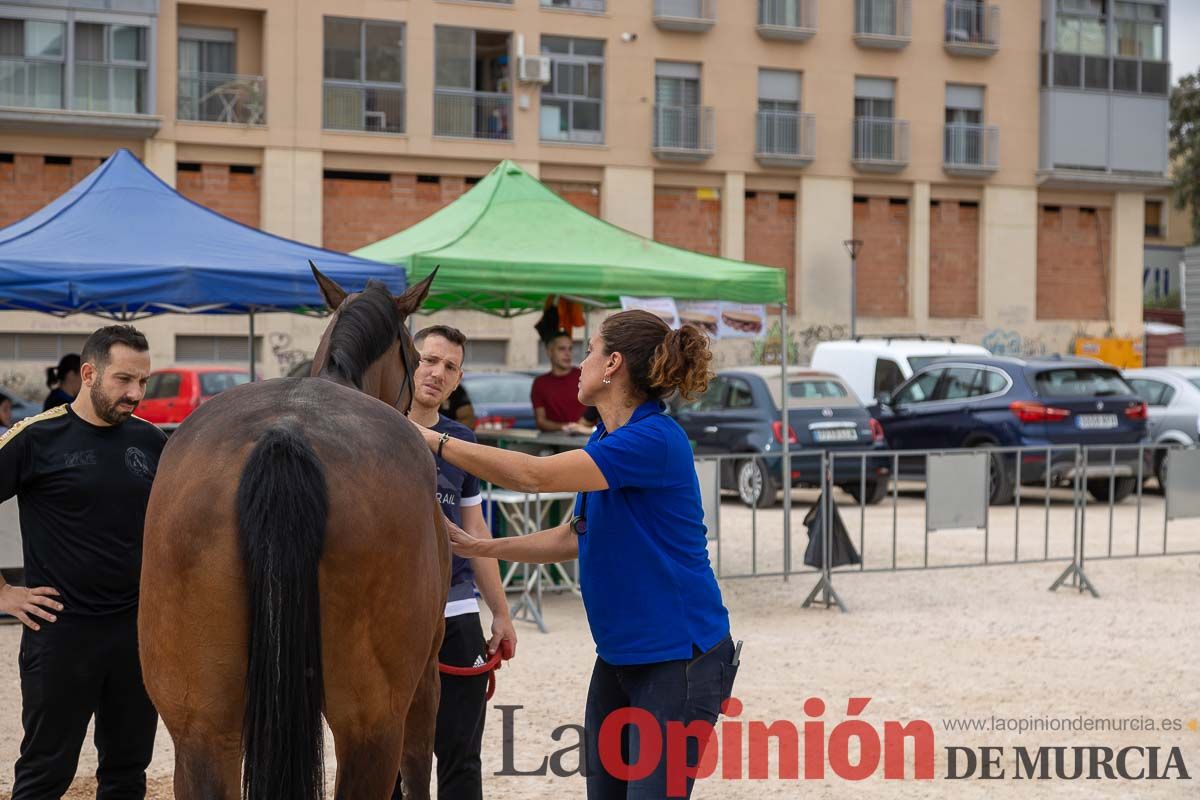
[{"x1": 810, "y1": 338, "x2": 991, "y2": 405}]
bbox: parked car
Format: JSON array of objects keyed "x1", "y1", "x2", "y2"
[
  {"x1": 811, "y1": 337, "x2": 991, "y2": 405},
  {"x1": 138, "y1": 367, "x2": 251, "y2": 425},
  {"x1": 1124, "y1": 367, "x2": 1200, "y2": 487},
  {"x1": 461, "y1": 371, "x2": 536, "y2": 430},
  {"x1": 672, "y1": 367, "x2": 889, "y2": 508},
  {"x1": 0, "y1": 387, "x2": 40, "y2": 425},
  {"x1": 872, "y1": 356, "x2": 1148, "y2": 504}
]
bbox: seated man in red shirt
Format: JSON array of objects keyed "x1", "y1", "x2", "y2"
[{"x1": 531, "y1": 332, "x2": 594, "y2": 434}]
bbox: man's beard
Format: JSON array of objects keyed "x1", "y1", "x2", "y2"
[{"x1": 91, "y1": 382, "x2": 135, "y2": 425}]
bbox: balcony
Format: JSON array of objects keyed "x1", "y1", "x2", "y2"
[
  {"x1": 756, "y1": 110, "x2": 815, "y2": 167},
  {"x1": 653, "y1": 0, "x2": 716, "y2": 33},
  {"x1": 324, "y1": 84, "x2": 405, "y2": 134},
  {"x1": 851, "y1": 117, "x2": 909, "y2": 173},
  {"x1": 943, "y1": 124, "x2": 999, "y2": 177},
  {"x1": 178, "y1": 73, "x2": 265, "y2": 125},
  {"x1": 757, "y1": 0, "x2": 817, "y2": 41},
  {"x1": 944, "y1": 1, "x2": 999, "y2": 57},
  {"x1": 541, "y1": 0, "x2": 605, "y2": 11},
  {"x1": 652, "y1": 104, "x2": 714, "y2": 161},
  {"x1": 0, "y1": 56, "x2": 159, "y2": 138},
  {"x1": 854, "y1": 0, "x2": 911, "y2": 49},
  {"x1": 434, "y1": 89, "x2": 512, "y2": 141}
]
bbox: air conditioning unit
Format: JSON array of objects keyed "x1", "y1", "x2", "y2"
[{"x1": 518, "y1": 55, "x2": 551, "y2": 84}]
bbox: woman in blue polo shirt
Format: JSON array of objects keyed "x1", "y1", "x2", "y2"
[{"x1": 415, "y1": 309, "x2": 737, "y2": 799}]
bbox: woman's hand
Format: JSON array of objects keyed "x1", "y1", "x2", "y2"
[
  {"x1": 409, "y1": 417, "x2": 440, "y2": 452},
  {"x1": 445, "y1": 518, "x2": 492, "y2": 558}
]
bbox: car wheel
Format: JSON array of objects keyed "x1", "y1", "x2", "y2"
[
  {"x1": 970, "y1": 444, "x2": 1015, "y2": 505},
  {"x1": 1155, "y1": 451, "x2": 1168, "y2": 493},
  {"x1": 737, "y1": 458, "x2": 778, "y2": 509},
  {"x1": 841, "y1": 479, "x2": 889, "y2": 506},
  {"x1": 1087, "y1": 476, "x2": 1137, "y2": 504}
]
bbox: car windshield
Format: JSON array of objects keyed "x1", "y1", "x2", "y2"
[
  {"x1": 789, "y1": 380, "x2": 848, "y2": 399},
  {"x1": 1188, "y1": 379, "x2": 1200, "y2": 393},
  {"x1": 200, "y1": 372, "x2": 251, "y2": 396},
  {"x1": 1034, "y1": 368, "x2": 1133, "y2": 398},
  {"x1": 766, "y1": 377, "x2": 857, "y2": 408},
  {"x1": 464, "y1": 375, "x2": 533, "y2": 404}
]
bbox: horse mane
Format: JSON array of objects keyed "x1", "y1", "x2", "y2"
[{"x1": 320, "y1": 280, "x2": 402, "y2": 389}]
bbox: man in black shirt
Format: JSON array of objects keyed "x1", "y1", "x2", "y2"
[{"x1": 0, "y1": 325, "x2": 165, "y2": 800}]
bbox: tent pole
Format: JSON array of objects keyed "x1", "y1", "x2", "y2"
[
  {"x1": 248, "y1": 307, "x2": 256, "y2": 381},
  {"x1": 781, "y1": 302, "x2": 791, "y2": 582}
]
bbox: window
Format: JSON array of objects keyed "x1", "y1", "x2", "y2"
[
  {"x1": 757, "y1": 69, "x2": 802, "y2": 155},
  {"x1": 681, "y1": 378, "x2": 727, "y2": 412},
  {"x1": 654, "y1": 61, "x2": 702, "y2": 150},
  {"x1": 1056, "y1": 1, "x2": 1107, "y2": 56},
  {"x1": 434, "y1": 27, "x2": 513, "y2": 140},
  {"x1": 728, "y1": 379, "x2": 755, "y2": 409},
  {"x1": 0, "y1": 18, "x2": 66, "y2": 109},
  {"x1": 1145, "y1": 199, "x2": 1165, "y2": 238},
  {"x1": 940, "y1": 368, "x2": 980, "y2": 400},
  {"x1": 0, "y1": 332, "x2": 88, "y2": 361},
  {"x1": 175, "y1": 335, "x2": 262, "y2": 364},
  {"x1": 1128, "y1": 378, "x2": 1173, "y2": 406},
  {"x1": 945, "y1": 84, "x2": 985, "y2": 165},
  {"x1": 874, "y1": 358, "x2": 905, "y2": 398},
  {"x1": 540, "y1": 36, "x2": 603, "y2": 144},
  {"x1": 199, "y1": 371, "x2": 251, "y2": 396},
  {"x1": 854, "y1": 77, "x2": 896, "y2": 162},
  {"x1": 536, "y1": 339, "x2": 584, "y2": 365},
  {"x1": 893, "y1": 369, "x2": 945, "y2": 406},
  {"x1": 1033, "y1": 368, "x2": 1133, "y2": 398},
  {"x1": 178, "y1": 27, "x2": 240, "y2": 122},
  {"x1": 323, "y1": 18, "x2": 405, "y2": 134},
  {"x1": 788, "y1": 380, "x2": 848, "y2": 400},
  {"x1": 144, "y1": 373, "x2": 181, "y2": 400},
  {"x1": 73, "y1": 22, "x2": 149, "y2": 114},
  {"x1": 541, "y1": 0, "x2": 606, "y2": 10},
  {"x1": 464, "y1": 339, "x2": 508, "y2": 368},
  {"x1": 1116, "y1": 2, "x2": 1163, "y2": 60}
]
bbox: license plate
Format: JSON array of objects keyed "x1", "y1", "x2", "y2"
[
  {"x1": 1076, "y1": 414, "x2": 1118, "y2": 430},
  {"x1": 813, "y1": 428, "x2": 859, "y2": 443}
]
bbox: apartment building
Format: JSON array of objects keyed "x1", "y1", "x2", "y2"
[{"x1": 0, "y1": 0, "x2": 1173, "y2": 380}]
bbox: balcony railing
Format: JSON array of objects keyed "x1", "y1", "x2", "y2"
[
  {"x1": 324, "y1": 84, "x2": 405, "y2": 134},
  {"x1": 652, "y1": 104, "x2": 715, "y2": 161},
  {"x1": 653, "y1": 0, "x2": 717, "y2": 33},
  {"x1": 0, "y1": 57, "x2": 64, "y2": 109},
  {"x1": 756, "y1": 110, "x2": 815, "y2": 167},
  {"x1": 943, "y1": 123, "x2": 999, "y2": 175},
  {"x1": 757, "y1": 0, "x2": 817, "y2": 40},
  {"x1": 944, "y1": 1, "x2": 999, "y2": 56},
  {"x1": 1044, "y1": 52, "x2": 1170, "y2": 96},
  {"x1": 434, "y1": 89, "x2": 512, "y2": 141},
  {"x1": 854, "y1": 0, "x2": 911, "y2": 49},
  {"x1": 179, "y1": 72, "x2": 265, "y2": 125},
  {"x1": 851, "y1": 117, "x2": 909, "y2": 172},
  {"x1": 541, "y1": 0, "x2": 605, "y2": 11}
]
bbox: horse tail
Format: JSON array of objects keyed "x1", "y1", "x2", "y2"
[{"x1": 236, "y1": 424, "x2": 329, "y2": 800}]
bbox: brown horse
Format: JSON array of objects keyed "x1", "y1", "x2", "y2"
[{"x1": 139, "y1": 267, "x2": 449, "y2": 800}]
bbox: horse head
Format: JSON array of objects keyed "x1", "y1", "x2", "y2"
[{"x1": 308, "y1": 262, "x2": 436, "y2": 414}]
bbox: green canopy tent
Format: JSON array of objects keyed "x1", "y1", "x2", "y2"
[
  {"x1": 353, "y1": 159, "x2": 802, "y2": 576},
  {"x1": 352, "y1": 160, "x2": 785, "y2": 314}
]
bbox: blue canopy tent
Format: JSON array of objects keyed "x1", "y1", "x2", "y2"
[{"x1": 0, "y1": 149, "x2": 405, "y2": 377}]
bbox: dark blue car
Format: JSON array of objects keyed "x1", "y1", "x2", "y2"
[
  {"x1": 673, "y1": 367, "x2": 889, "y2": 507},
  {"x1": 872, "y1": 356, "x2": 1148, "y2": 503}
]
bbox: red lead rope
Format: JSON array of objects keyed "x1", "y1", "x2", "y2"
[{"x1": 438, "y1": 640, "x2": 514, "y2": 701}]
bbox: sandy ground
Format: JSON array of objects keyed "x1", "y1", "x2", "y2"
[{"x1": 1, "y1": 489, "x2": 1198, "y2": 798}]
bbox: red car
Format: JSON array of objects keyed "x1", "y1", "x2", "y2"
[{"x1": 138, "y1": 367, "x2": 251, "y2": 425}]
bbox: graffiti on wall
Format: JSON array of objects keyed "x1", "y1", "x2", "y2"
[
  {"x1": 980, "y1": 328, "x2": 1051, "y2": 358},
  {"x1": 268, "y1": 332, "x2": 311, "y2": 376},
  {"x1": 753, "y1": 323, "x2": 849, "y2": 366}
]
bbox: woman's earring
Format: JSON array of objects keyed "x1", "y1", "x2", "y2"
[{"x1": 602, "y1": 377, "x2": 612, "y2": 385}]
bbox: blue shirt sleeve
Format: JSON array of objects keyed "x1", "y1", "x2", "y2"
[{"x1": 584, "y1": 419, "x2": 671, "y2": 490}]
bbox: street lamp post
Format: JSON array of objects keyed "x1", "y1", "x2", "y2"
[{"x1": 843, "y1": 239, "x2": 864, "y2": 339}]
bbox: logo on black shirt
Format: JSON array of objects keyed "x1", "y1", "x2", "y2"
[
  {"x1": 125, "y1": 447, "x2": 153, "y2": 480},
  {"x1": 64, "y1": 449, "x2": 97, "y2": 467}
]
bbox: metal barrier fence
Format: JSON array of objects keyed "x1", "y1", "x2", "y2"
[{"x1": 696, "y1": 443, "x2": 1200, "y2": 611}]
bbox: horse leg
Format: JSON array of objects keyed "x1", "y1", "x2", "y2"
[
  {"x1": 328, "y1": 717, "x2": 406, "y2": 800},
  {"x1": 172, "y1": 733, "x2": 242, "y2": 800},
  {"x1": 397, "y1": 653, "x2": 441, "y2": 800}
]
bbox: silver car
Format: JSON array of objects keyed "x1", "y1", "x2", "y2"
[{"x1": 1123, "y1": 367, "x2": 1200, "y2": 487}]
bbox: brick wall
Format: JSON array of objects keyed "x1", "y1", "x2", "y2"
[
  {"x1": 653, "y1": 187, "x2": 720, "y2": 256},
  {"x1": 0, "y1": 154, "x2": 102, "y2": 228},
  {"x1": 852, "y1": 196, "x2": 909, "y2": 317},
  {"x1": 929, "y1": 200, "x2": 979, "y2": 318},
  {"x1": 545, "y1": 181, "x2": 600, "y2": 217},
  {"x1": 176, "y1": 164, "x2": 260, "y2": 229},
  {"x1": 323, "y1": 173, "x2": 468, "y2": 253},
  {"x1": 744, "y1": 191, "x2": 796, "y2": 303},
  {"x1": 1036, "y1": 205, "x2": 1110, "y2": 320}
]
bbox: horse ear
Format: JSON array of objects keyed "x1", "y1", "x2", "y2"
[
  {"x1": 395, "y1": 267, "x2": 438, "y2": 316},
  {"x1": 310, "y1": 261, "x2": 348, "y2": 310}
]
